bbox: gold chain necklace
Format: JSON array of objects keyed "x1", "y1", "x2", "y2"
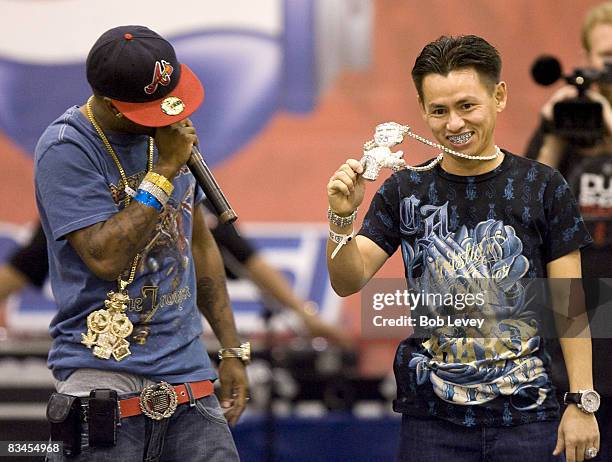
[{"x1": 80, "y1": 95, "x2": 154, "y2": 361}]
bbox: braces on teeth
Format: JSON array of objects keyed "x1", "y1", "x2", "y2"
[{"x1": 448, "y1": 132, "x2": 472, "y2": 144}]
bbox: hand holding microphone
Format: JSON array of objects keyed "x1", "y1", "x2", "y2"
[{"x1": 154, "y1": 119, "x2": 238, "y2": 224}]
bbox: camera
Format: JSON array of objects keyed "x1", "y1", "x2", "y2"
[{"x1": 531, "y1": 55, "x2": 612, "y2": 147}]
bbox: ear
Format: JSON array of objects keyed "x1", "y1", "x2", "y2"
[
  {"x1": 102, "y1": 97, "x2": 123, "y2": 118},
  {"x1": 417, "y1": 94, "x2": 427, "y2": 121},
  {"x1": 494, "y1": 81, "x2": 507, "y2": 112}
]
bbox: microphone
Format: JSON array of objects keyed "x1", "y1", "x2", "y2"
[
  {"x1": 187, "y1": 146, "x2": 238, "y2": 224},
  {"x1": 531, "y1": 55, "x2": 562, "y2": 86}
]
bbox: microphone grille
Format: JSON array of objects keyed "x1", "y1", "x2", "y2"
[{"x1": 531, "y1": 55, "x2": 562, "y2": 86}]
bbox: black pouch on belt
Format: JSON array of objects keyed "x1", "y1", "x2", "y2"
[
  {"x1": 88, "y1": 389, "x2": 118, "y2": 447},
  {"x1": 46, "y1": 392, "x2": 82, "y2": 457}
]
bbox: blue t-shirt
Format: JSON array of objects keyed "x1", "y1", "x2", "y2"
[
  {"x1": 34, "y1": 106, "x2": 216, "y2": 383},
  {"x1": 360, "y1": 152, "x2": 592, "y2": 427}
]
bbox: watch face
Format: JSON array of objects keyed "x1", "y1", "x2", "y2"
[
  {"x1": 581, "y1": 391, "x2": 601, "y2": 413},
  {"x1": 241, "y1": 342, "x2": 251, "y2": 364}
]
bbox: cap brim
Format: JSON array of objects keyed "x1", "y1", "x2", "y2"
[{"x1": 112, "y1": 64, "x2": 204, "y2": 127}]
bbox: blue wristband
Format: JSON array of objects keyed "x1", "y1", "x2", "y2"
[{"x1": 134, "y1": 189, "x2": 163, "y2": 212}]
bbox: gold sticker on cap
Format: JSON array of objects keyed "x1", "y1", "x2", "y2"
[{"x1": 160, "y1": 96, "x2": 185, "y2": 116}]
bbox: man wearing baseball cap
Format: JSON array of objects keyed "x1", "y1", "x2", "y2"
[{"x1": 36, "y1": 25, "x2": 246, "y2": 461}]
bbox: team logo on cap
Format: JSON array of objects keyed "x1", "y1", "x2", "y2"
[{"x1": 144, "y1": 60, "x2": 174, "y2": 95}]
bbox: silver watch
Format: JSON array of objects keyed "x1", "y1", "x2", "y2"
[
  {"x1": 218, "y1": 341, "x2": 251, "y2": 364},
  {"x1": 564, "y1": 389, "x2": 601, "y2": 414}
]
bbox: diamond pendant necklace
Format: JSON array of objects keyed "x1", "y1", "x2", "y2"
[
  {"x1": 403, "y1": 131, "x2": 501, "y2": 172},
  {"x1": 362, "y1": 123, "x2": 501, "y2": 174},
  {"x1": 80, "y1": 96, "x2": 154, "y2": 361}
]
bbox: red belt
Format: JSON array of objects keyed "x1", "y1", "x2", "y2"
[{"x1": 118, "y1": 380, "x2": 214, "y2": 419}]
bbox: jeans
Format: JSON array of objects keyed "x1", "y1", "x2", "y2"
[
  {"x1": 396, "y1": 414, "x2": 564, "y2": 462},
  {"x1": 46, "y1": 394, "x2": 239, "y2": 462}
]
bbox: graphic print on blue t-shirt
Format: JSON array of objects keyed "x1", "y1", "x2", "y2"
[
  {"x1": 359, "y1": 151, "x2": 591, "y2": 427},
  {"x1": 107, "y1": 166, "x2": 198, "y2": 344},
  {"x1": 400, "y1": 198, "x2": 549, "y2": 411},
  {"x1": 35, "y1": 106, "x2": 216, "y2": 383}
]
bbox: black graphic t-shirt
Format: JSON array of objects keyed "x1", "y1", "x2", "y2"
[{"x1": 359, "y1": 151, "x2": 591, "y2": 427}]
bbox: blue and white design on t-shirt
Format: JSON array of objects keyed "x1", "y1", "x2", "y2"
[
  {"x1": 359, "y1": 151, "x2": 591, "y2": 427},
  {"x1": 399, "y1": 197, "x2": 548, "y2": 410}
]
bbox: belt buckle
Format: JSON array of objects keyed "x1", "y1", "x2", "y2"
[{"x1": 139, "y1": 381, "x2": 178, "y2": 420}]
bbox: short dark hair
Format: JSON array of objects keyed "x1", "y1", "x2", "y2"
[{"x1": 411, "y1": 35, "x2": 502, "y2": 101}]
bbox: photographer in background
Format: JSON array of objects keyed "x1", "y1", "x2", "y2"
[{"x1": 526, "y1": 2, "x2": 612, "y2": 459}]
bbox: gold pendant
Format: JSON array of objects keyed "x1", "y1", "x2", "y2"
[{"x1": 81, "y1": 290, "x2": 133, "y2": 361}]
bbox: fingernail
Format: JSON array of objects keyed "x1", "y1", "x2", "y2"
[{"x1": 222, "y1": 401, "x2": 230, "y2": 408}]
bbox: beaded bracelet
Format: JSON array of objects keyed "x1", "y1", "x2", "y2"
[{"x1": 134, "y1": 189, "x2": 163, "y2": 212}]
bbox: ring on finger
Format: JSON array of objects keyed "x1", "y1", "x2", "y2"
[{"x1": 585, "y1": 447, "x2": 599, "y2": 459}]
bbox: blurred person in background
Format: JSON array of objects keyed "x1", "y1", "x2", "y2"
[
  {"x1": 0, "y1": 226, "x2": 47, "y2": 306},
  {"x1": 0, "y1": 226, "x2": 47, "y2": 327},
  {"x1": 526, "y1": 2, "x2": 612, "y2": 460}
]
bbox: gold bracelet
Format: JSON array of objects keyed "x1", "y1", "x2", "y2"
[{"x1": 145, "y1": 172, "x2": 174, "y2": 196}]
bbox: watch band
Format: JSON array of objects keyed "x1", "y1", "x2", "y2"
[
  {"x1": 563, "y1": 392, "x2": 581, "y2": 404},
  {"x1": 218, "y1": 341, "x2": 251, "y2": 364},
  {"x1": 219, "y1": 347, "x2": 242, "y2": 358}
]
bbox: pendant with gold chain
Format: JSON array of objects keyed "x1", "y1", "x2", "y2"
[{"x1": 80, "y1": 96, "x2": 154, "y2": 361}]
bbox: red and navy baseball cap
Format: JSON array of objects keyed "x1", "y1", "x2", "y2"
[{"x1": 86, "y1": 25, "x2": 204, "y2": 127}]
